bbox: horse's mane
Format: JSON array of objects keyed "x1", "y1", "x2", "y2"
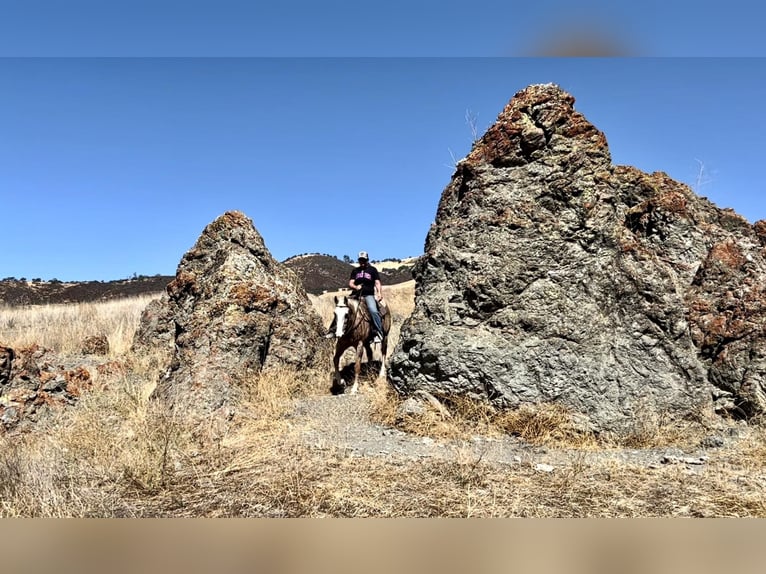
[
  {"x1": 347, "y1": 297, "x2": 369, "y2": 319},
  {"x1": 345, "y1": 297, "x2": 372, "y2": 336}
]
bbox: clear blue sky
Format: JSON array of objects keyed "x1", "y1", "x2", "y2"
[
  {"x1": 2, "y1": 58, "x2": 765, "y2": 281},
  {"x1": 1, "y1": 1, "x2": 764, "y2": 57},
  {"x1": 1, "y1": 1, "x2": 765, "y2": 280}
]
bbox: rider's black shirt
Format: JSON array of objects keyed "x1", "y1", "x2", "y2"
[{"x1": 350, "y1": 264, "x2": 380, "y2": 297}]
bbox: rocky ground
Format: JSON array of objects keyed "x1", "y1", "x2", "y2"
[{"x1": 292, "y1": 384, "x2": 733, "y2": 474}]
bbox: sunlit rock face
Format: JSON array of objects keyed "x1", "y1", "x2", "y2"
[
  {"x1": 389, "y1": 83, "x2": 766, "y2": 433},
  {"x1": 150, "y1": 211, "x2": 324, "y2": 418}
]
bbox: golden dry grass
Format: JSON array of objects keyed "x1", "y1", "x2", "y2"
[
  {"x1": 371, "y1": 257, "x2": 418, "y2": 270},
  {"x1": 370, "y1": 388, "x2": 718, "y2": 451},
  {"x1": 0, "y1": 294, "x2": 157, "y2": 356},
  {"x1": 310, "y1": 280, "x2": 415, "y2": 329},
  {"x1": 1, "y1": 287, "x2": 766, "y2": 517}
]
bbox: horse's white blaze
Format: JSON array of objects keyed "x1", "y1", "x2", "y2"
[{"x1": 333, "y1": 306, "x2": 349, "y2": 337}]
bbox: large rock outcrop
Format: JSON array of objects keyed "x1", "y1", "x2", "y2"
[
  {"x1": 388, "y1": 83, "x2": 766, "y2": 432},
  {"x1": 149, "y1": 211, "x2": 324, "y2": 417}
]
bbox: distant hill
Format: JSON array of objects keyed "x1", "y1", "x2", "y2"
[
  {"x1": 283, "y1": 254, "x2": 416, "y2": 295},
  {"x1": 0, "y1": 276, "x2": 175, "y2": 306},
  {"x1": 0, "y1": 255, "x2": 418, "y2": 305}
]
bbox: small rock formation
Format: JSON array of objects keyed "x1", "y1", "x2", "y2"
[
  {"x1": 0, "y1": 345, "x2": 95, "y2": 432},
  {"x1": 0, "y1": 345, "x2": 13, "y2": 388},
  {"x1": 81, "y1": 334, "x2": 109, "y2": 356},
  {"x1": 388, "y1": 83, "x2": 766, "y2": 433},
  {"x1": 148, "y1": 211, "x2": 325, "y2": 418}
]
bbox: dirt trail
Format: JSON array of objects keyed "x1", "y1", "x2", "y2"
[{"x1": 289, "y1": 389, "x2": 727, "y2": 473}]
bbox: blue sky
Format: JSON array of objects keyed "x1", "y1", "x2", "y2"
[
  {"x1": 1, "y1": 1, "x2": 764, "y2": 57},
  {"x1": 2, "y1": 58, "x2": 765, "y2": 281},
  {"x1": 1, "y1": 2, "x2": 765, "y2": 281}
]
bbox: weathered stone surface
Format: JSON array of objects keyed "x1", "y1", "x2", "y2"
[
  {"x1": 388, "y1": 83, "x2": 766, "y2": 432},
  {"x1": 81, "y1": 334, "x2": 109, "y2": 356},
  {"x1": 150, "y1": 211, "x2": 325, "y2": 418},
  {"x1": 0, "y1": 345, "x2": 95, "y2": 432},
  {"x1": 0, "y1": 345, "x2": 13, "y2": 388},
  {"x1": 131, "y1": 292, "x2": 174, "y2": 371}
]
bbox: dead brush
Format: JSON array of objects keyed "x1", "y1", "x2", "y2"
[
  {"x1": 52, "y1": 372, "x2": 189, "y2": 494},
  {"x1": 242, "y1": 367, "x2": 308, "y2": 420},
  {"x1": 716, "y1": 421, "x2": 766, "y2": 474},
  {"x1": 0, "y1": 433, "x2": 91, "y2": 517},
  {"x1": 0, "y1": 439, "x2": 24, "y2": 501},
  {"x1": 494, "y1": 403, "x2": 597, "y2": 448},
  {"x1": 240, "y1": 360, "x2": 332, "y2": 420},
  {"x1": 612, "y1": 406, "x2": 715, "y2": 449},
  {"x1": 373, "y1": 383, "x2": 722, "y2": 451},
  {"x1": 371, "y1": 389, "x2": 598, "y2": 447},
  {"x1": 216, "y1": 363, "x2": 334, "y2": 475}
]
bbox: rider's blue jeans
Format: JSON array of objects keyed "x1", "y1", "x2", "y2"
[{"x1": 364, "y1": 295, "x2": 383, "y2": 335}]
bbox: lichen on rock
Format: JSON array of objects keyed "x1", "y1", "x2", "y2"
[
  {"x1": 388, "y1": 83, "x2": 766, "y2": 432},
  {"x1": 146, "y1": 211, "x2": 325, "y2": 419}
]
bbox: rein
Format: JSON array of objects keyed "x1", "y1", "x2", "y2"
[
  {"x1": 349, "y1": 299, "x2": 367, "y2": 337},
  {"x1": 342, "y1": 295, "x2": 368, "y2": 339}
]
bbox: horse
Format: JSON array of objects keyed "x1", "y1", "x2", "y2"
[{"x1": 331, "y1": 294, "x2": 392, "y2": 394}]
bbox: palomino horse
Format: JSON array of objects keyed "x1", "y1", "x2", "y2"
[{"x1": 331, "y1": 295, "x2": 392, "y2": 394}]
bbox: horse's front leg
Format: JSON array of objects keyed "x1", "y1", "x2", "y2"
[
  {"x1": 349, "y1": 342, "x2": 364, "y2": 395},
  {"x1": 377, "y1": 336, "x2": 388, "y2": 380},
  {"x1": 333, "y1": 344, "x2": 345, "y2": 389}
]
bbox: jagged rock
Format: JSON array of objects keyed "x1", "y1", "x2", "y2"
[
  {"x1": 131, "y1": 292, "x2": 174, "y2": 370},
  {"x1": 0, "y1": 346, "x2": 13, "y2": 388},
  {"x1": 81, "y1": 334, "x2": 109, "y2": 355},
  {"x1": 388, "y1": 83, "x2": 766, "y2": 433},
  {"x1": 150, "y1": 211, "x2": 325, "y2": 418},
  {"x1": 0, "y1": 345, "x2": 94, "y2": 432}
]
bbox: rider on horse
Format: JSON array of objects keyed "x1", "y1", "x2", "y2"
[
  {"x1": 348, "y1": 251, "x2": 384, "y2": 343},
  {"x1": 325, "y1": 250, "x2": 385, "y2": 343}
]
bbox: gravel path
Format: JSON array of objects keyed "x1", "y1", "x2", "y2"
[{"x1": 289, "y1": 391, "x2": 727, "y2": 472}]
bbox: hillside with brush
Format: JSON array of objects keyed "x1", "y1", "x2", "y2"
[
  {"x1": 0, "y1": 255, "x2": 416, "y2": 306},
  {"x1": 282, "y1": 254, "x2": 416, "y2": 295}
]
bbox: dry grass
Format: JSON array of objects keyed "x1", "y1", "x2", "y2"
[
  {"x1": 371, "y1": 387, "x2": 719, "y2": 452},
  {"x1": 310, "y1": 280, "x2": 415, "y2": 336},
  {"x1": 0, "y1": 294, "x2": 158, "y2": 356},
  {"x1": 369, "y1": 388, "x2": 596, "y2": 446},
  {"x1": 372, "y1": 258, "x2": 418, "y2": 270},
  {"x1": 0, "y1": 354, "x2": 180, "y2": 516},
  {"x1": 2, "y1": 286, "x2": 766, "y2": 517}
]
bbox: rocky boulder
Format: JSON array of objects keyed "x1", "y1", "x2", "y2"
[
  {"x1": 0, "y1": 345, "x2": 13, "y2": 388},
  {"x1": 388, "y1": 83, "x2": 766, "y2": 433},
  {"x1": 0, "y1": 344, "x2": 96, "y2": 432},
  {"x1": 149, "y1": 211, "x2": 325, "y2": 418},
  {"x1": 81, "y1": 334, "x2": 109, "y2": 356}
]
